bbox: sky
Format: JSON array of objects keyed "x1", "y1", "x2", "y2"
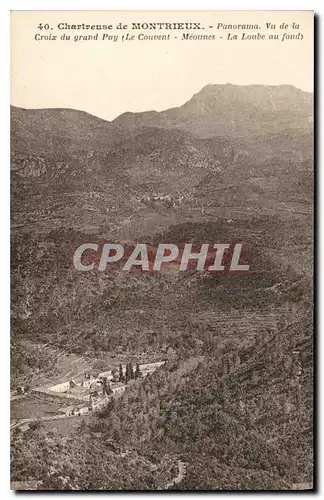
[{"x1": 11, "y1": 10, "x2": 313, "y2": 121}]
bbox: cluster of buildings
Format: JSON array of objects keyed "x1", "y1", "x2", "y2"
[
  {"x1": 139, "y1": 192, "x2": 189, "y2": 207},
  {"x1": 31, "y1": 361, "x2": 165, "y2": 418}
]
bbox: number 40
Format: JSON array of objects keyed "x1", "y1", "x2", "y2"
[{"x1": 37, "y1": 23, "x2": 50, "y2": 30}]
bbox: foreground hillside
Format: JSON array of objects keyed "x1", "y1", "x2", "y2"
[
  {"x1": 11, "y1": 313, "x2": 312, "y2": 490},
  {"x1": 11, "y1": 214, "x2": 311, "y2": 365}
]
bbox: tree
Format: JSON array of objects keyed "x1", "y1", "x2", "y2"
[
  {"x1": 125, "y1": 362, "x2": 134, "y2": 382},
  {"x1": 111, "y1": 368, "x2": 119, "y2": 383},
  {"x1": 125, "y1": 363, "x2": 129, "y2": 382},
  {"x1": 119, "y1": 363, "x2": 125, "y2": 382},
  {"x1": 135, "y1": 363, "x2": 142, "y2": 379},
  {"x1": 102, "y1": 377, "x2": 113, "y2": 396}
]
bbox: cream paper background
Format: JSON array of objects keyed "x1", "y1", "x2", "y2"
[{"x1": 11, "y1": 10, "x2": 313, "y2": 120}]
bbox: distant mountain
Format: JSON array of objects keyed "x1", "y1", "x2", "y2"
[
  {"x1": 11, "y1": 84, "x2": 313, "y2": 160},
  {"x1": 113, "y1": 84, "x2": 313, "y2": 138},
  {"x1": 11, "y1": 84, "x2": 313, "y2": 347},
  {"x1": 11, "y1": 106, "x2": 125, "y2": 157},
  {"x1": 11, "y1": 85, "x2": 313, "y2": 238}
]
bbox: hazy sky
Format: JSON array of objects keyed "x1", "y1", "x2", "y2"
[{"x1": 11, "y1": 10, "x2": 313, "y2": 121}]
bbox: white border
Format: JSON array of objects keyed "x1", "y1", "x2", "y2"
[
  {"x1": 2, "y1": 1, "x2": 321, "y2": 498},
  {"x1": 5, "y1": 0, "x2": 320, "y2": 10}
]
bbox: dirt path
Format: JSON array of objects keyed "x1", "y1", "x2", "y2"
[
  {"x1": 10, "y1": 413, "x2": 75, "y2": 430},
  {"x1": 164, "y1": 460, "x2": 186, "y2": 490}
]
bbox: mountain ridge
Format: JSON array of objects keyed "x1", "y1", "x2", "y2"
[{"x1": 11, "y1": 82, "x2": 313, "y2": 128}]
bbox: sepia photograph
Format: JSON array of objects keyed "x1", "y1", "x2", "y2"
[{"x1": 10, "y1": 10, "x2": 314, "y2": 491}]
